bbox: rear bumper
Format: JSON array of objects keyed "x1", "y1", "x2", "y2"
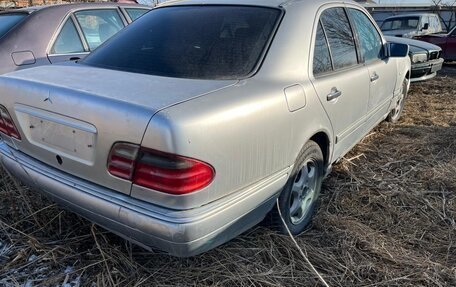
[
  {"x1": 411, "y1": 58, "x2": 444, "y2": 82},
  {"x1": 0, "y1": 140, "x2": 288, "y2": 257}
]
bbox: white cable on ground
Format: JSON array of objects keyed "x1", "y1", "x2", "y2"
[{"x1": 276, "y1": 199, "x2": 330, "y2": 287}]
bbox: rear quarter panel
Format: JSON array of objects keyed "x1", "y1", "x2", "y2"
[
  {"x1": 136, "y1": 78, "x2": 333, "y2": 209},
  {"x1": 0, "y1": 10, "x2": 61, "y2": 74}
]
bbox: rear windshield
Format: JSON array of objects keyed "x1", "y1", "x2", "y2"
[
  {"x1": 0, "y1": 13, "x2": 28, "y2": 38},
  {"x1": 381, "y1": 17, "x2": 420, "y2": 31},
  {"x1": 82, "y1": 6, "x2": 282, "y2": 80}
]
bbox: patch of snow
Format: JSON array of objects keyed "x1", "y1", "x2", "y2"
[{"x1": 28, "y1": 254, "x2": 38, "y2": 262}]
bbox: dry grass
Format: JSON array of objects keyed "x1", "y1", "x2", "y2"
[{"x1": 1, "y1": 65, "x2": 455, "y2": 286}]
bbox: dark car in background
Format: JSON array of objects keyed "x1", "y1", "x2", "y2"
[
  {"x1": 0, "y1": 3, "x2": 150, "y2": 74},
  {"x1": 386, "y1": 36, "x2": 444, "y2": 82},
  {"x1": 415, "y1": 26, "x2": 456, "y2": 62}
]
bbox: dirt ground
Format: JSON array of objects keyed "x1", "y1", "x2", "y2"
[{"x1": 0, "y1": 65, "x2": 455, "y2": 287}]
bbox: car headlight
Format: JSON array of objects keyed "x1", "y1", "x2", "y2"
[{"x1": 411, "y1": 53, "x2": 428, "y2": 63}]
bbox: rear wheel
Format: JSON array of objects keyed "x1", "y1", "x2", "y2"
[
  {"x1": 273, "y1": 141, "x2": 324, "y2": 235},
  {"x1": 387, "y1": 78, "x2": 409, "y2": 123}
]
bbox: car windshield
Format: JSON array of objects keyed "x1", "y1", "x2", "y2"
[
  {"x1": 381, "y1": 16, "x2": 420, "y2": 31},
  {"x1": 0, "y1": 13, "x2": 28, "y2": 38},
  {"x1": 82, "y1": 6, "x2": 282, "y2": 80}
]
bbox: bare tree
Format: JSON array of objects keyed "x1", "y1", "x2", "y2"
[{"x1": 431, "y1": 0, "x2": 456, "y2": 31}]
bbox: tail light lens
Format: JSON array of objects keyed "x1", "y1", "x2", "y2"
[
  {"x1": 0, "y1": 105, "x2": 21, "y2": 140},
  {"x1": 107, "y1": 143, "x2": 139, "y2": 179},
  {"x1": 108, "y1": 143, "x2": 215, "y2": 195}
]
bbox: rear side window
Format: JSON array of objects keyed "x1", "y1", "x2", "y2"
[
  {"x1": 125, "y1": 8, "x2": 149, "y2": 21},
  {"x1": 0, "y1": 13, "x2": 28, "y2": 38},
  {"x1": 83, "y1": 6, "x2": 282, "y2": 80},
  {"x1": 313, "y1": 21, "x2": 332, "y2": 76},
  {"x1": 381, "y1": 17, "x2": 420, "y2": 31},
  {"x1": 51, "y1": 18, "x2": 85, "y2": 54},
  {"x1": 320, "y1": 8, "x2": 358, "y2": 70},
  {"x1": 421, "y1": 16, "x2": 430, "y2": 29},
  {"x1": 348, "y1": 9, "x2": 383, "y2": 63},
  {"x1": 74, "y1": 9, "x2": 124, "y2": 50}
]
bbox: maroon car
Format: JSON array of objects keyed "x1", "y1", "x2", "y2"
[{"x1": 415, "y1": 26, "x2": 456, "y2": 61}]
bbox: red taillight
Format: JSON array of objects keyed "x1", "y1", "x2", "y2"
[
  {"x1": 107, "y1": 143, "x2": 139, "y2": 180},
  {"x1": 107, "y1": 143, "x2": 215, "y2": 195},
  {"x1": 0, "y1": 105, "x2": 21, "y2": 140}
]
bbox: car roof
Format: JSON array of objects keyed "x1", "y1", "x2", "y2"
[
  {"x1": 0, "y1": 2, "x2": 150, "y2": 15},
  {"x1": 158, "y1": 0, "x2": 346, "y2": 9},
  {"x1": 158, "y1": 0, "x2": 284, "y2": 7},
  {"x1": 384, "y1": 13, "x2": 438, "y2": 20}
]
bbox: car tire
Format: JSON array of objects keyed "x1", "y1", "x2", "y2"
[
  {"x1": 272, "y1": 140, "x2": 324, "y2": 235},
  {"x1": 387, "y1": 78, "x2": 409, "y2": 123}
]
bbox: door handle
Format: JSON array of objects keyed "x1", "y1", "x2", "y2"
[
  {"x1": 327, "y1": 87, "x2": 342, "y2": 101},
  {"x1": 370, "y1": 72, "x2": 380, "y2": 82},
  {"x1": 69, "y1": 57, "x2": 80, "y2": 61}
]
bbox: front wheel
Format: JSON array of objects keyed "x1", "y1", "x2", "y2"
[
  {"x1": 387, "y1": 78, "x2": 409, "y2": 123},
  {"x1": 272, "y1": 140, "x2": 324, "y2": 235}
]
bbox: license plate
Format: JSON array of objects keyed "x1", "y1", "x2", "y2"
[{"x1": 28, "y1": 115, "x2": 95, "y2": 163}]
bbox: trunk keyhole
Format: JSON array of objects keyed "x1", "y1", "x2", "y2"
[{"x1": 56, "y1": 155, "x2": 63, "y2": 165}]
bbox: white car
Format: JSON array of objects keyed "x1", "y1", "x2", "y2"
[{"x1": 381, "y1": 13, "x2": 443, "y2": 38}]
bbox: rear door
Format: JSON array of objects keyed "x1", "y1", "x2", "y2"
[
  {"x1": 348, "y1": 8, "x2": 396, "y2": 129},
  {"x1": 48, "y1": 8, "x2": 126, "y2": 63},
  {"x1": 310, "y1": 7, "x2": 370, "y2": 159},
  {"x1": 48, "y1": 17, "x2": 88, "y2": 63}
]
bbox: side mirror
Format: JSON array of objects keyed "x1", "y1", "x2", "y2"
[
  {"x1": 422, "y1": 23, "x2": 429, "y2": 31},
  {"x1": 388, "y1": 43, "x2": 409, "y2": 58}
]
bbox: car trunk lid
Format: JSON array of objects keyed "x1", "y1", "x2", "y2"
[{"x1": 0, "y1": 64, "x2": 237, "y2": 195}]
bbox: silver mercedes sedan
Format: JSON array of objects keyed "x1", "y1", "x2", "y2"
[{"x1": 0, "y1": 0, "x2": 411, "y2": 257}]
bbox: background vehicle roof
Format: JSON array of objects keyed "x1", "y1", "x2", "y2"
[
  {"x1": 158, "y1": 0, "x2": 350, "y2": 9},
  {"x1": 158, "y1": 0, "x2": 285, "y2": 7},
  {"x1": 384, "y1": 13, "x2": 438, "y2": 19},
  {"x1": 0, "y1": 2, "x2": 150, "y2": 15}
]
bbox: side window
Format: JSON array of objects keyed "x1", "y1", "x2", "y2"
[
  {"x1": 320, "y1": 8, "x2": 358, "y2": 70},
  {"x1": 433, "y1": 16, "x2": 441, "y2": 30},
  {"x1": 51, "y1": 18, "x2": 84, "y2": 54},
  {"x1": 348, "y1": 9, "x2": 383, "y2": 63},
  {"x1": 422, "y1": 16, "x2": 430, "y2": 29},
  {"x1": 74, "y1": 9, "x2": 124, "y2": 50},
  {"x1": 126, "y1": 8, "x2": 149, "y2": 21},
  {"x1": 313, "y1": 21, "x2": 333, "y2": 76}
]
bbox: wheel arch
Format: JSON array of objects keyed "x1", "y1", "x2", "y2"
[{"x1": 309, "y1": 131, "x2": 331, "y2": 168}]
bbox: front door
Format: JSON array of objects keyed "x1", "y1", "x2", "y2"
[{"x1": 348, "y1": 8, "x2": 397, "y2": 128}]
